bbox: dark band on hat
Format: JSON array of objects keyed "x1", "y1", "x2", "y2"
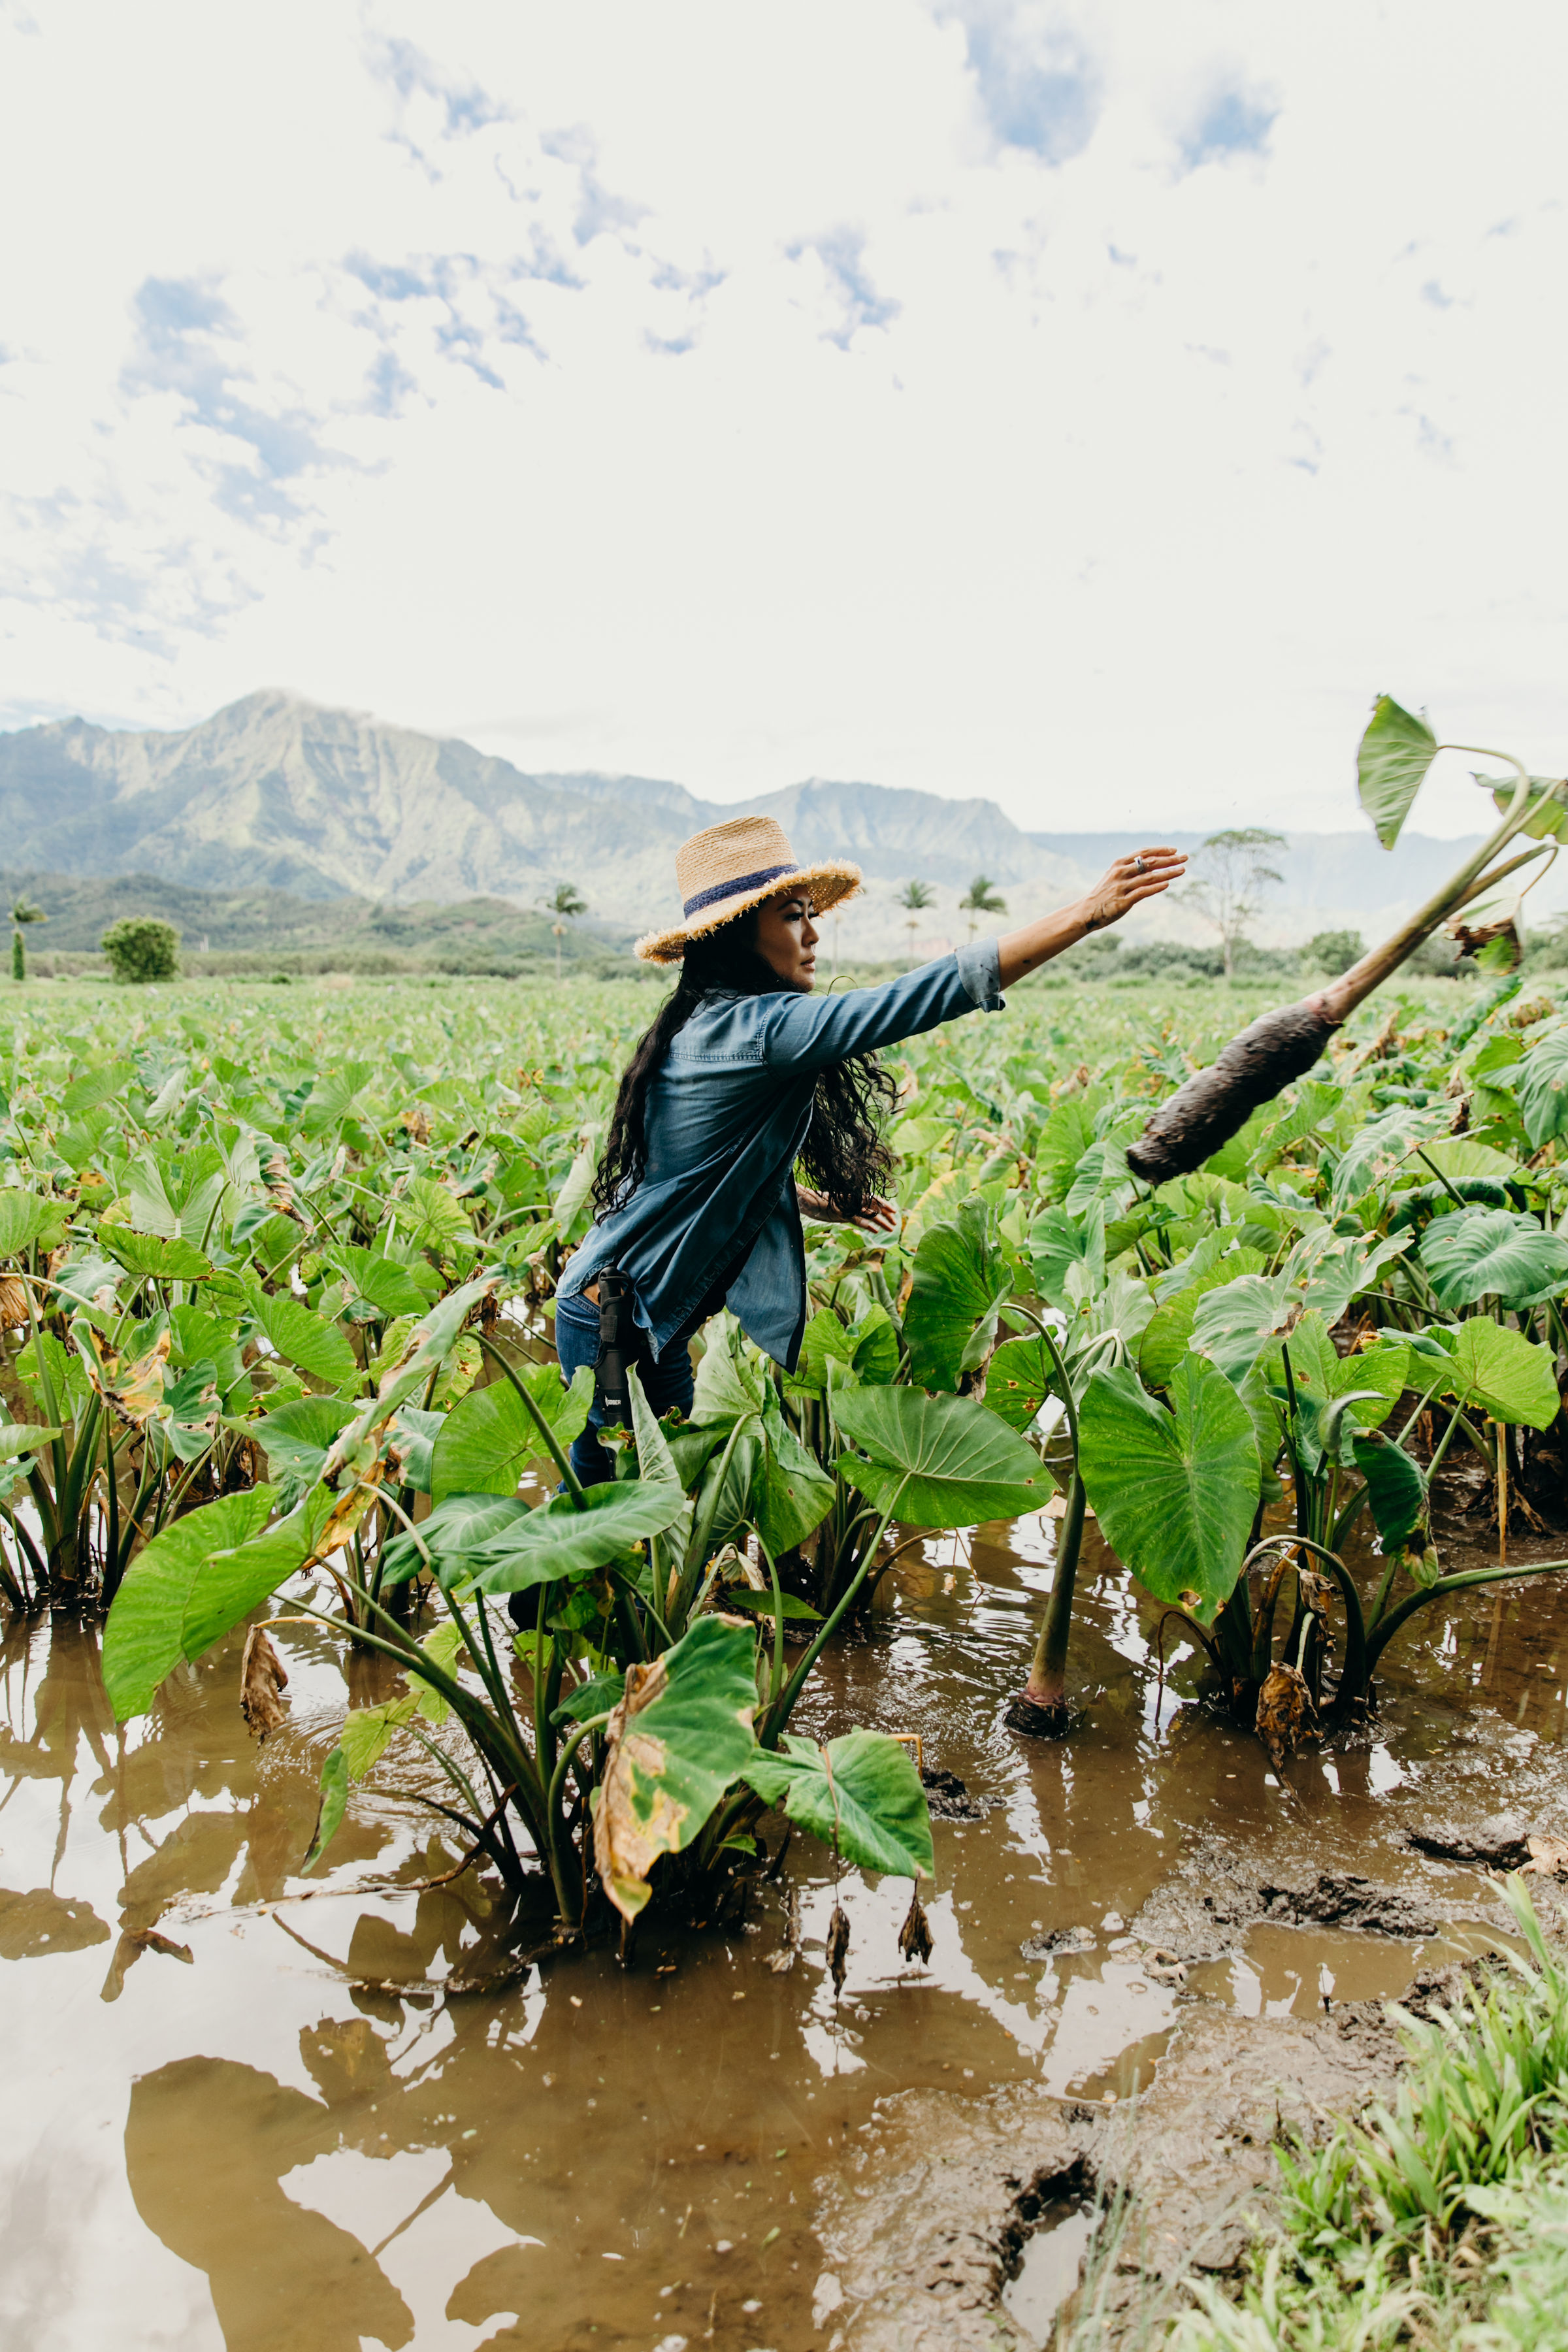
[{"x1": 682, "y1": 862, "x2": 798, "y2": 917}]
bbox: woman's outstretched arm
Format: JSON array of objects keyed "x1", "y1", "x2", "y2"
[{"x1": 995, "y1": 849, "x2": 1186, "y2": 987}]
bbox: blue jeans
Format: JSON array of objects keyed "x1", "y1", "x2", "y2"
[{"x1": 554, "y1": 1288, "x2": 696, "y2": 1488}]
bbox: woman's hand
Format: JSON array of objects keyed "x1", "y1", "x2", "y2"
[
  {"x1": 796, "y1": 1187, "x2": 898, "y2": 1234},
  {"x1": 995, "y1": 846, "x2": 1188, "y2": 987},
  {"x1": 1079, "y1": 847, "x2": 1187, "y2": 932}
]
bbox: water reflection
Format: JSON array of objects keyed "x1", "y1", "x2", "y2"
[{"x1": 0, "y1": 1505, "x2": 1563, "y2": 2345}]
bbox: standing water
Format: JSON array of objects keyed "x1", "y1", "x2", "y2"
[{"x1": 1, "y1": 1502, "x2": 1563, "y2": 2350}]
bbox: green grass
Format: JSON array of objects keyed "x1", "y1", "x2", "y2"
[{"x1": 1169, "y1": 1878, "x2": 1568, "y2": 2352}]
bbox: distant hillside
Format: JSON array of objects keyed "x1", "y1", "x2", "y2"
[
  {"x1": 0, "y1": 870, "x2": 634, "y2": 977},
  {"x1": 3, "y1": 691, "x2": 1558, "y2": 961}
]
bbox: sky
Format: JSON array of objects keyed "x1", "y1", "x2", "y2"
[{"x1": 2, "y1": 0, "x2": 1565, "y2": 837}]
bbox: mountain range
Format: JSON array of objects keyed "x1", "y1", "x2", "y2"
[{"x1": 3, "y1": 691, "x2": 1557, "y2": 960}]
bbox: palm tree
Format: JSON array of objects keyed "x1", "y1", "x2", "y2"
[
  {"x1": 539, "y1": 883, "x2": 587, "y2": 981},
  {"x1": 958, "y1": 874, "x2": 1007, "y2": 943},
  {"x1": 898, "y1": 879, "x2": 935, "y2": 967},
  {"x1": 10, "y1": 897, "x2": 45, "y2": 983}
]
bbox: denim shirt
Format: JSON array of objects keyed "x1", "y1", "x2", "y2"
[{"x1": 558, "y1": 940, "x2": 1005, "y2": 1370}]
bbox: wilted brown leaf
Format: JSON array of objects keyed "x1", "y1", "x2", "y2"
[
  {"x1": 263, "y1": 1151, "x2": 303, "y2": 1222},
  {"x1": 399, "y1": 1105, "x2": 432, "y2": 1145},
  {"x1": 89, "y1": 1328, "x2": 172, "y2": 1426},
  {"x1": 1256, "y1": 1660, "x2": 1315, "y2": 1768},
  {"x1": 826, "y1": 1901, "x2": 851, "y2": 1995},
  {"x1": 897, "y1": 1888, "x2": 933, "y2": 1967},
  {"x1": 0, "y1": 1275, "x2": 29, "y2": 1330},
  {"x1": 239, "y1": 1625, "x2": 289, "y2": 1739},
  {"x1": 1524, "y1": 1837, "x2": 1568, "y2": 1880}
]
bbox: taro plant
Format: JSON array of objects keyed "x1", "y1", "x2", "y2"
[
  {"x1": 100, "y1": 1270, "x2": 1051, "y2": 1950},
  {"x1": 1127, "y1": 698, "x2": 1568, "y2": 1182},
  {"x1": 1075, "y1": 1292, "x2": 1567, "y2": 1758}
]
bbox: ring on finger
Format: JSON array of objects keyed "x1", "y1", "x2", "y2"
[{"x1": 1134, "y1": 856, "x2": 1146, "y2": 874}]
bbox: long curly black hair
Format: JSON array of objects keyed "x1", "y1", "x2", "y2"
[{"x1": 590, "y1": 909, "x2": 897, "y2": 1222}]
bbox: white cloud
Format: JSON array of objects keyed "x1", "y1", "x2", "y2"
[{"x1": 1, "y1": 0, "x2": 1565, "y2": 841}]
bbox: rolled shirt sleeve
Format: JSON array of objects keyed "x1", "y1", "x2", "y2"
[{"x1": 760, "y1": 948, "x2": 1007, "y2": 1071}]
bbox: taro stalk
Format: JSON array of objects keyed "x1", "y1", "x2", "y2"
[{"x1": 1126, "y1": 698, "x2": 1567, "y2": 1184}]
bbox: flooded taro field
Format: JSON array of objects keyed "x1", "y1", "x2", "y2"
[{"x1": 4, "y1": 1490, "x2": 1564, "y2": 2352}]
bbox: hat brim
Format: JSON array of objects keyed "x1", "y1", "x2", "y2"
[{"x1": 634, "y1": 862, "x2": 863, "y2": 964}]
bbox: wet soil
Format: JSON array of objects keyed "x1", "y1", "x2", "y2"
[{"x1": 1, "y1": 1504, "x2": 1565, "y2": 2351}]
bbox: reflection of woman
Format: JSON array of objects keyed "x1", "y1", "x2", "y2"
[{"x1": 557, "y1": 814, "x2": 1182, "y2": 1482}]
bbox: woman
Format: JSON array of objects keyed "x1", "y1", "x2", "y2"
[{"x1": 556, "y1": 813, "x2": 1183, "y2": 1480}]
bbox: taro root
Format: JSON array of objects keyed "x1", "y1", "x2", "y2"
[{"x1": 1126, "y1": 698, "x2": 1567, "y2": 1186}]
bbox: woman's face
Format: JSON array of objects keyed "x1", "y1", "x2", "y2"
[{"x1": 752, "y1": 890, "x2": 819, "y2": 990}]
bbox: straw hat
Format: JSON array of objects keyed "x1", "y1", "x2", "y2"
[{"x1": 634, "y1": 814, "x2": 862, "y2": 964}]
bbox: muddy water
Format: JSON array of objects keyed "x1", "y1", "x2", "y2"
[{"x1": 1, "y1": 1506, "x2": 1565, "y2": 2352}]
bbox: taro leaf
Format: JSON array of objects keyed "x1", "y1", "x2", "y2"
[
  {"x1": 340, "y1": 1693, "x2": 419, "y2": 1780},
  {"x1": 788, "y1": 1309, "x2": 859, "y2": 1396},
  {"x1": 723, "y1": 1586, "x2": 822, "y2": 1622},
  {"x1": 333, "y1": 1245, "x2": 429, "y2": 1319},
  {"x1": 1486, "y1": 772, "x2": 1568, "y2": 841},
  {"x1": 248, "y1": 1289, "x2": 359, "y2": 1390},
  {"x1": 101, "y1": 1229, "x2": 213, "y2": 1284},
  {"x1": 1420, "y1": 1208, "x2": 1568, "y2": 1311},
  {"x1": 1281, "y1": 1228, "x2": 1411, "y2": 1328},
  {"x1": 1027, "y1": 1206, "x2": 1103, "y2": 1312},
  {"x1": 1331, "y1": 1104, "x2": 1448, "y2": 1207},
  {"x1": 984, "y1": 1335, "x2": 1054, "y2": 1433},
  {"x1": 593, "y1": 1614, "x2": 759, "y2": 1921},
  {"x1": 903, "y1": 1210, "x2": 1011, "y2": 1392},
  {"x1": 88, "y1": 1329, "x2": 172, "y2": 1426},
  {"x1": 302, "y1": 1747, "x2": 350, "y2": 1874},
  {"x1": 742, "y1": 1727, "x2": 934, "y2": 1881},
  {"x1": 253, "y1": 1395, "x2": 357, "y2": 1489},
  {"x1": 1278, "y1": 1311, "x2": 1409, "y2": 1437},
  {"x1": 757, "y1": 1388, "x2": 836, "y2": 1554},
  {"x1": 627, "y1": 1362, "x2": 680, "y2": 1487},
  {"x1": 302, "y1": 1060, "x2": 374, "y2": 1135},
  {"x1": 1515, "y1": 1028, "x2": 1568, "y2": 1150},
  {"x1": 126, "y1": 1156, "x2": 181, "y2": 1239},
  {"x1": 1352, "y1": 1430, "x2": 1428, "y2": 1550},
  {"x1": 1358, "y1": 694, "x2": 1439, "y2": 849},
  {"x1": 1078, "y1": 1358, "x2": 1260, "y2": 1624},
  {"x1": 465, "y1": 1478, "x2": 690, "y2": 1594},
  {"x1": 1139, "y1": 1252, "x2": 1267, "y2": 1387},
  {"x1": 551, "y1": 1670, "x2": 627, "y2": 1724},
  {"x1": 103, "y1": 1486, "x2": 279, "y2": 1720},
  {"x1": 1190, "y1": 1274, "x2": 1298, "y2": 1384},
  {"x1": 323, "y1": 1273, "x2": 497, "y2": 1475},
  {"x1": 0, "y1": 1418, "x2": 59, "y2": 1462},
  {"x1": 178, "y1": 1488, "x2": 345, "y2": 1669},
  {"x1": 383, "y1": 1491, "x2": 531, "y2": 1586},
  {"x1": 431, "y1": 1364, "x2": 592, "y2": 1501},
  {"x1": 389, "y1": 1405, "x2": 444, "y2": 1494},
  {"x1": 832, "y1": 1385, "x2": 1052, "y2": 1529},
  {"x1": 156, "y1": 1361, "x2": 221, "y2": 1462},
  {"x1": 1441, "y1": 1319, "x2": 1561, "y2": 1430},
  {"x1": 0, "y1": 1190, "x2": 62, "y2": 1260},
  {"x1": 400, "y1": 1174, "x2": 474, "y2": 1251},
  {"x1": 849, "y1": 1307, "x2": 900, "y2": 1386},
  {"x1": 691, "y1": 1330, "x2": 765, "y2": 1429}
]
